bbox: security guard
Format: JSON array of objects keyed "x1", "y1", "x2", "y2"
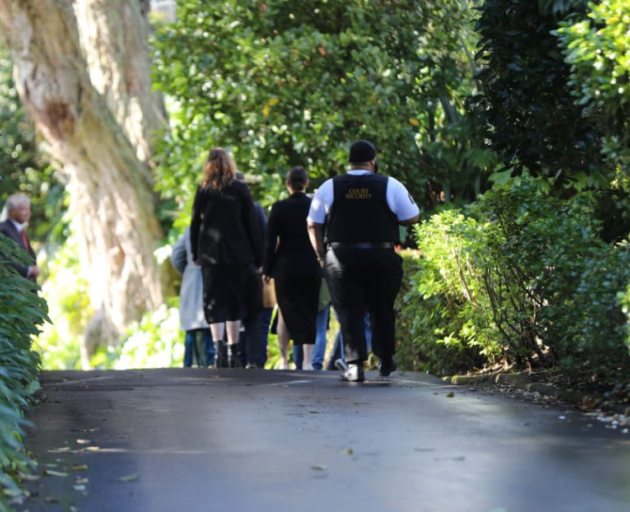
[{"x1": 307, "y1": 140, "x2": 419, "y2": 382}]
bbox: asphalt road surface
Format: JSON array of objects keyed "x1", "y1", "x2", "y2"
[{"x1": 16, "y1": 368, "x2": 630, "y2": 512}]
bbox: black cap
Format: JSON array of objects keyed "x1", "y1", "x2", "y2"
[{"x1": 348, "y1": 140, "x2": 377, "y2": 163}]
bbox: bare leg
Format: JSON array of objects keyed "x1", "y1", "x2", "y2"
[
  {"x1": 302, "y1": 343, "x2": 314, "y2": 371},
  {"x1": 277, "y1": 309, "x2": 290, "y2": 370},
  {"x1": 210, "y1": 322, "x2": 225, "y2": 343},
  {"x1": 225, "y1": 320, "x2": 241, "y2": 346}
]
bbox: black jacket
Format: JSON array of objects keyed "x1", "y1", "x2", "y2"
[
  {"x1": 190, "y1": 180, "x2": 263, "y2": 267},
  {"x1": 263, "y1": 192, "x2": 320, "y2": 278},
  {"x1": 0, "y1": 219, "x2": 36, "y2": 277}
]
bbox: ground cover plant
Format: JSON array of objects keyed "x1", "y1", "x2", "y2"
[{"x1": 0, "y1": 237, "x2": 48, "y2": 510}]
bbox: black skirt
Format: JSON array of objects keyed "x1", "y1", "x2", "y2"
[
  {"x1": 201, "y1": 264, "x2": 249, "y2": 323},
  {"x1": 275, "y1": 271, "x2": 320, "y2": 345}
]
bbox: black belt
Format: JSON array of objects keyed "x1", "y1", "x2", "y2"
[{"x1": 328, "y1": 242, "x2": 395, "y2": 249}]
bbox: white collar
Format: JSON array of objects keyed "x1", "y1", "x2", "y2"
[
  {"x1": 9, "y1": 218, "x2": 23, "y2": 233},
  {"x1": 347, "y1": 169, "x2": 372, "y2": 175}
]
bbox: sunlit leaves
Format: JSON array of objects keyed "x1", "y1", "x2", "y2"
[{"x1": 152, "y1": 0, "x2": 484, "y2": 219}]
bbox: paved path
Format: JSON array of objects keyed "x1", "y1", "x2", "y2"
[{"x1": 17, "y1": 369, "x2": 630, "y2": 512}]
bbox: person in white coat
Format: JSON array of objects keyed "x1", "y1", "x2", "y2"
[{"x1": 171, "y1": 226, "x2": 216, "y2": 367}]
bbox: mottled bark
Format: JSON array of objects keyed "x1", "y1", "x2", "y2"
[
  {"x1": 0, "y1": 0, "x2": 168, "y2": 363},
  {"x1": 75, "y1": 0, "x2": 166, "y2": 163}
]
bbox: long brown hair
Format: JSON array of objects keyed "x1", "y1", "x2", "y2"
[{"x1": 202, "y1": 148, "x2": 236, "y2": 190}]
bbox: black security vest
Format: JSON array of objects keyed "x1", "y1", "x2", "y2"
[{"x1": 325, "y1": 173, "x2": 399, "y2": 243}]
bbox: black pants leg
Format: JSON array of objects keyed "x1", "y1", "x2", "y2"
[
  {"x1": 325, "y1": 247, "x2": 368, "y2": 364},
  {"x1": 365, "y1": 251, "x2": 403, "y2": 359},
  {"x1": 325, "y1": 247, "x2": 402, "y2": 364},
  {"x1": 241, "y1": 268, "x2": 263, "y2": 366}
]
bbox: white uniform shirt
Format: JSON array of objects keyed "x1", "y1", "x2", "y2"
[{"x1": 307, "y1": 169, "x2": 420, "y2": 225}]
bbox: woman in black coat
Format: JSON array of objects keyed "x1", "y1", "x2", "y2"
[
  {"x1": 190, "y1": 148, "x2": 263, "y2": 366},
  {"x1": 263, "y1": 167, "x2": 321, "y2": 369}
]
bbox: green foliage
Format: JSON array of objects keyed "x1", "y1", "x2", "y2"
[
  {"x1": 397, "y1": 177, "x2": 630, "y2": 386},
  {"x1": 470, "y1": 178, "x2": 630, "y2": 382},
  {"x1": 93, "y1": 305, "x2": 184, "y2": 369},
  {"x1": 557, "y1": 1, "x2": 630, "y2": 184},
  {"x1": 395, "y1": 249, "x2": 486, "y2": 375},
  {"x1": 35, "y1": 235, "x2": 90, "y2": 370},
  {"x1": 472, "y1": 0, "x2": 606, "y2": 187},
  {"x1": 152, "y1": 0, "x2": 492, "y2": 216},
  {"x1": 0, "y1": 236, "x2": 48, "y2": 509}
]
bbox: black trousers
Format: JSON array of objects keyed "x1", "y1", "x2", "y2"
[
  {"x1": 240, "y1": 268, "x2": 262, "y2": 365},
  {"x1": 325, "y1": 246, "x2": 403, "y2": 364}
]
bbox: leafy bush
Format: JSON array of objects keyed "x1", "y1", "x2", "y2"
[
  {"x1": 471, "y1": 179, "x2": 630, "y2": 382},
  {"x1": 92, "y1": 304, "x2": 184, "y2": 370},
  {"x1": 395, "y1": 248, "x2": 487, "y2": 376},
  {"x1": 0, "y1": 236, "x2": 48, "y2": 510},
  {"x1": 397, "y1": 177, "x2": 630, "y2": 386}
]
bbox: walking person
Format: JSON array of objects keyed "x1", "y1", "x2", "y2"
[
  {"x1": 263, "y1": 167, "x2": 321, "y2": 369},
  {"x1": 0, "y1": 194, "x2": 40, "y2": 281},
  {"x1": 190, "y1": 148, "x2": 263, "y2": 367},
  {"x1": 307, "y1": 140, "x2": 419, "y2": 382},
  {"x1": 235, "y1": 171, "x2": 268, "y2": 369},
  {"x1": 171, "y1": 226, "x2": 215, "y2": 368}
]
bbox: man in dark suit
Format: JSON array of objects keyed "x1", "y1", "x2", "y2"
[{"x1": 0, "y1": 194, "x2": 40, "y2": 281}]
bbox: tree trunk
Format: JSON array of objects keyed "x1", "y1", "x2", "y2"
[
  {"x1": 75, "y1": 0, "x2": 167, "y2": 163},
  {"x1": 0, "y1": 0, "x2": 168, "y2": 363}
]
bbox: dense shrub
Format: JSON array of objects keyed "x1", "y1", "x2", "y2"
[
  {"x1": 397, "y1": 178, "x2": 630, "y2": 386},
  {"x1": 395, "y1": 248, "x2": 487, "y2": 376},
  {"x1": 0, "y1": 236, "x2": 48, "y2": 510}
]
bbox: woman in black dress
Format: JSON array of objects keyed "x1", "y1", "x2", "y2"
[
  {"x1": 263, "y1": 167, "x2": 321, "y2": 369},
  {"x1": 190, "y1": 148, "x2": 263, "y2": 366}
]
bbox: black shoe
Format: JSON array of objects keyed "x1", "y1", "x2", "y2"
[
  {"x1": 378, "y1": 356, "x2": 397, "y2": 378},
  {"x1": 338, "y1": 361, "x2": 365, "y2": 383},
  {"x1": 245, "y1": 362, "x2": 259, "y2": 369}
]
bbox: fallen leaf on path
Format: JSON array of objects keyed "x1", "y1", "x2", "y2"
[
  {"x1": 85, "y1": 446, "x2": 100, "y2": 451},
  {"x1": 73, "y1": 485, "x2": 87, "y2": 491},
  {"x1": 311, "y1": 465, "x2": 327, "y2": 471},
  {"x1": 48, "y1": 447, "x2": 71, "y2": 453},
  {"x1": 342, "y1": 448, "x2": 353, "y2": 456},
  {"x1": 447, "y1": 392, "x2": 455, "y2": 398},
  {"x1": 117, "y1": 474, "x2": 139, "y2": 482},
  {"x1": 44, "y1": 497, "x2": 59, "y2": 503},
  {"x1": 76, "y1": 439, "x2": 91, "y2": 444},
  {"x1": 75, "y1": 478, "x2": 89, "y2": 484},
  {"x1": 18, "y1": 472, "x2": 41, "y2": 481},
  {"x1": 43, "y1": 470, "x2": 68, "y2": 477},
  {"x1": 70, "y1": 465, "x2": 88, "y2": 471}
]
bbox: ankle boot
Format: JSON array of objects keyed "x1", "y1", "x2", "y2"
[
  {"x1": 218, "y1": 340, "x2": 228, "y2": 368},
  {"x1": 228, "y1": 344, "x2": 242, "y2": 368}
]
